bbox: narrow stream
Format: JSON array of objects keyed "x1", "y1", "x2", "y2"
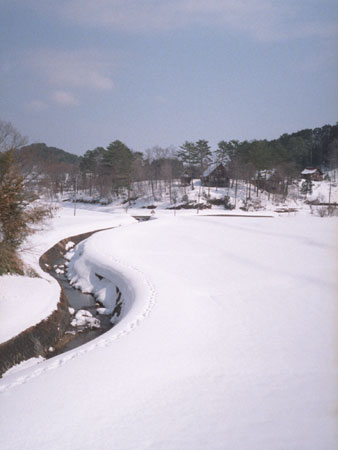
[
  {"x1": 39, "y1": 228, "x2": 118, "y2": 358},
  {"x1": 41, "y1": 217, "x2": 150, "y2": 358},
  {"x1": 47, "y1": 253, "x2": 114, "y2": 356}
]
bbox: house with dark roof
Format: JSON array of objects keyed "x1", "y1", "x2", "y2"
[
  {"x1": 301, "y1": 167, "x2": 323, "y2": 181},
  {"x1": 201, "y1": 163, "x2": 229, "y2": 187}
]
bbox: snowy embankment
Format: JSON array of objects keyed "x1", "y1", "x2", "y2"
[
  {"x1": 0, "y1": 207, "x2": 135, "y2": 344},
  {"x1": 1, "y1": 214, "x2": 337, "y2": 450},
  {"x1": 67, "y1": 232, "x2": 156, "y2": 329},
  {"x1": 0, "y1": 276, "x2": 60, "y2": 344}
]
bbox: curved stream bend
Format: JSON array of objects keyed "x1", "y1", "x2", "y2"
[
  {"x1": 0, "y1": 227, "x2": 117, "y2": 377},
  {"x1": 0, "y1": 219, "x2": 157, "y2": 391},
  {"x1": 39, "y1": 227, "x2": 121, "y2": 357}
]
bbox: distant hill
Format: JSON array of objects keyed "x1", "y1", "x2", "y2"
[{"x1": 14, "y1": 143, "x2": 80, "y2": 173}]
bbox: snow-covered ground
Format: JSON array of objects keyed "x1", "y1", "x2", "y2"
[
  {"x1": 0, "y1": 275, "x2": 59, "y2": 344},
  {"x1": 69, "y1": 174, "x2": 338, "y2": 214},
  {"x1": 1, "y1": 208, "x2": 337, "y2": 450},
  {"x1": 73, "y1": 178, "x2": 299, "y2": 212},
  {"x1": 21, "y1": 205, "x2": 136, "y2": 273},
  {"x1": 308, "y1": 178, "x2": 338, "y2": 204}
]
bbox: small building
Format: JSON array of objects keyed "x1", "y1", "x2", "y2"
[
  {"x1": 180, "y1": 172, "x2": 192, "y2": 186},
  {"x1": 301, "y1": 167, "x2": 323, "y2": 181},
  {"x1": 201, "y1": 163, "x2": 229, "y2": 187}
]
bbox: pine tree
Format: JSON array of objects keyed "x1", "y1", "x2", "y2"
[
  {"x1": 102, "y1": 140, "x2": 135, "y2": 196},
  {"x1": 195, "y1": 140, "x2": 212, "y2": 174},
  {"x1": 216, "y1": 140, "x2": 239, "y2": 165},
  {"x1": 177, "y1": 140, "x2": 212, "y2": 176},
  {"x1": 176, "y1": 141, "x2": 197, "y2": 165}
]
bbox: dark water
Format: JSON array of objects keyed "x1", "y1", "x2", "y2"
[{"x1": 47, "y1": 255, "x2": 114, "y2": 356}]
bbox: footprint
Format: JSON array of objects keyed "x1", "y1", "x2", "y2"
[{"x1": 1, "y1": 249, "x2": 158, "y2": 394}]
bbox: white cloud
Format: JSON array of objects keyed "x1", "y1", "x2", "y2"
[
  {"x1": 51, "y1": 90, "x2": 79, "y2": 106},
  {"x1": 29, "y1": 49, "x2": 114, "y2": 91}
]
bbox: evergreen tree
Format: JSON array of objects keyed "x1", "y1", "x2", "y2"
[
  {"x1": 102, "y1": 140, "x2": 135, "y2": 195},
  {"x1": 80, "y1": 147, "x2": 105, "y2": 175},
  {"x1": 177, "y1": 140, "x2": 212, "y2": 176},
  {"x1": 176, "y1": 141, "x2": 197, "y2": 165},
  {"x1": 195, "y1": 139, "x2": 212, "y2": 174},
  {"x1": 216, "y1": 140, "x2": 239, "y2": 164},
  {"x1": 176, "y1": 141, "x2": 198, "y2": 176}
]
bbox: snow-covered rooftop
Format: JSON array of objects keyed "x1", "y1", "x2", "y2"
[
  {"x1": 202, "y1": 162, "x2": 224, "y2": 177},
  {"x1": 301, "y1": 168, "x2": 319, "y2": 175}
]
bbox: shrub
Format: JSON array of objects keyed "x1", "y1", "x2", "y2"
[
  {"x1": 0, "y1": 242, "x2": 24, "y2": 275},
  {"x1": 208, "y1": 198, "x2": 224, "y2": 206},
  {"x1": 240, "y1": 198, "x2": 263, "y2": 211},
  {"x1": 166, "y1": 201, "x2": 211, "y2": 210},
  {"x1": 317, "y1": 205, "x2": 338, "y2": 217},
  {"x1": 208, "y1": 196, "x2": 234, "y2": 209},
  {"x1": 223, "y1": 195, "x2": 235, "y2": 210},
  {"x1": 301, "y1": 179, "x2": 313, "y2": 194}
]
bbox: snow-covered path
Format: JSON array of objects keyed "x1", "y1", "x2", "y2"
[{"x1": 1, "y1": 214, "x2": 337, "y2": 450}]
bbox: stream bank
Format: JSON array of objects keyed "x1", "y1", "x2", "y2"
[
  {"x1": 0, "y1": 227, "x2": 119, "y2": 377},
  {"x1": 40, "y1": 227, "x2": 121, "y2": 358}
]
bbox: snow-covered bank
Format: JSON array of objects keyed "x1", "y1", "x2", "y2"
[
  {"x1": 1, "y1": 213, "x2": 337, "y2": 450},
  {"x1": 67, "y1": 231, "x2": 157, "y2": 333},
  {"x1": 21, "y1": 206, "x2": 136, "y2": 275},
  {"x1": 0, "y1": 207, "x2": 136, "y2": 344},
  {"x1": 0, "y1": 275, "x2": 59, "y2": 344}
]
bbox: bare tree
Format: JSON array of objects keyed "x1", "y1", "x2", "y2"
[
  {"x1": 0, "y1": 120, "x2": 27, "y2": 153},
  {"x1": 0, "y1": 120, "x2": 51, "y2": 274}
]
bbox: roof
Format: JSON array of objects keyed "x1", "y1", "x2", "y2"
[
  {"x1": 301, "y1": 168, "x2": 321, "y2": 175},
  {"x1": 202, "y1": 163, "x2": 224, "y2": 177}
]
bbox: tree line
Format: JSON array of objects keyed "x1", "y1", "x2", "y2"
[
  {"x1": 2, "y1": 118, "x2": 337, "y2": 274},
  {"x1": 78, "y1": 142, "x2": 183, "y2": 202},
  {"x1": 75, "y1": 122, "x2": 338, "y2": 200},
  {"x1": 13, "y1": 122, "x2": 338, "y2": 202},
  {"x1": 1, "y1": 119, "x2": 337, "y2": 274}
]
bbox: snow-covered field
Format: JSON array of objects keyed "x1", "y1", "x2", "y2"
[{"x1": 1, "y1": 207, "x2": 337, "y2": 450}]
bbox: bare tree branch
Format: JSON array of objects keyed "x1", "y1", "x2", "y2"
[{"x1": 0, "y1": 120, "x2": 28, "y2": 152}]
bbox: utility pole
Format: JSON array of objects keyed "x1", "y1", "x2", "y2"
[
  {"x1": 73, "y1": 176, "x2": 78, "y2": 216},
  {"x1": 197, "y1": 183, "x2": 202, "y2": 214},
  {"x1": 328, "y1": 177, "x2": 332, "y2": 205}
]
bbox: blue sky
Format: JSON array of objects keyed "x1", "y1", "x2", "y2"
[{"x1": 1, "y1": 0, "x2": 337, "y2": 155}]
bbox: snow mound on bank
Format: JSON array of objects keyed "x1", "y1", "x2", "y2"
[
  {"x1": 71, "y1": 310, "x2": 100, "y2": 329},
  {"x1": 66, "y1": 224, "x2": 157, "y2": 333}
]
